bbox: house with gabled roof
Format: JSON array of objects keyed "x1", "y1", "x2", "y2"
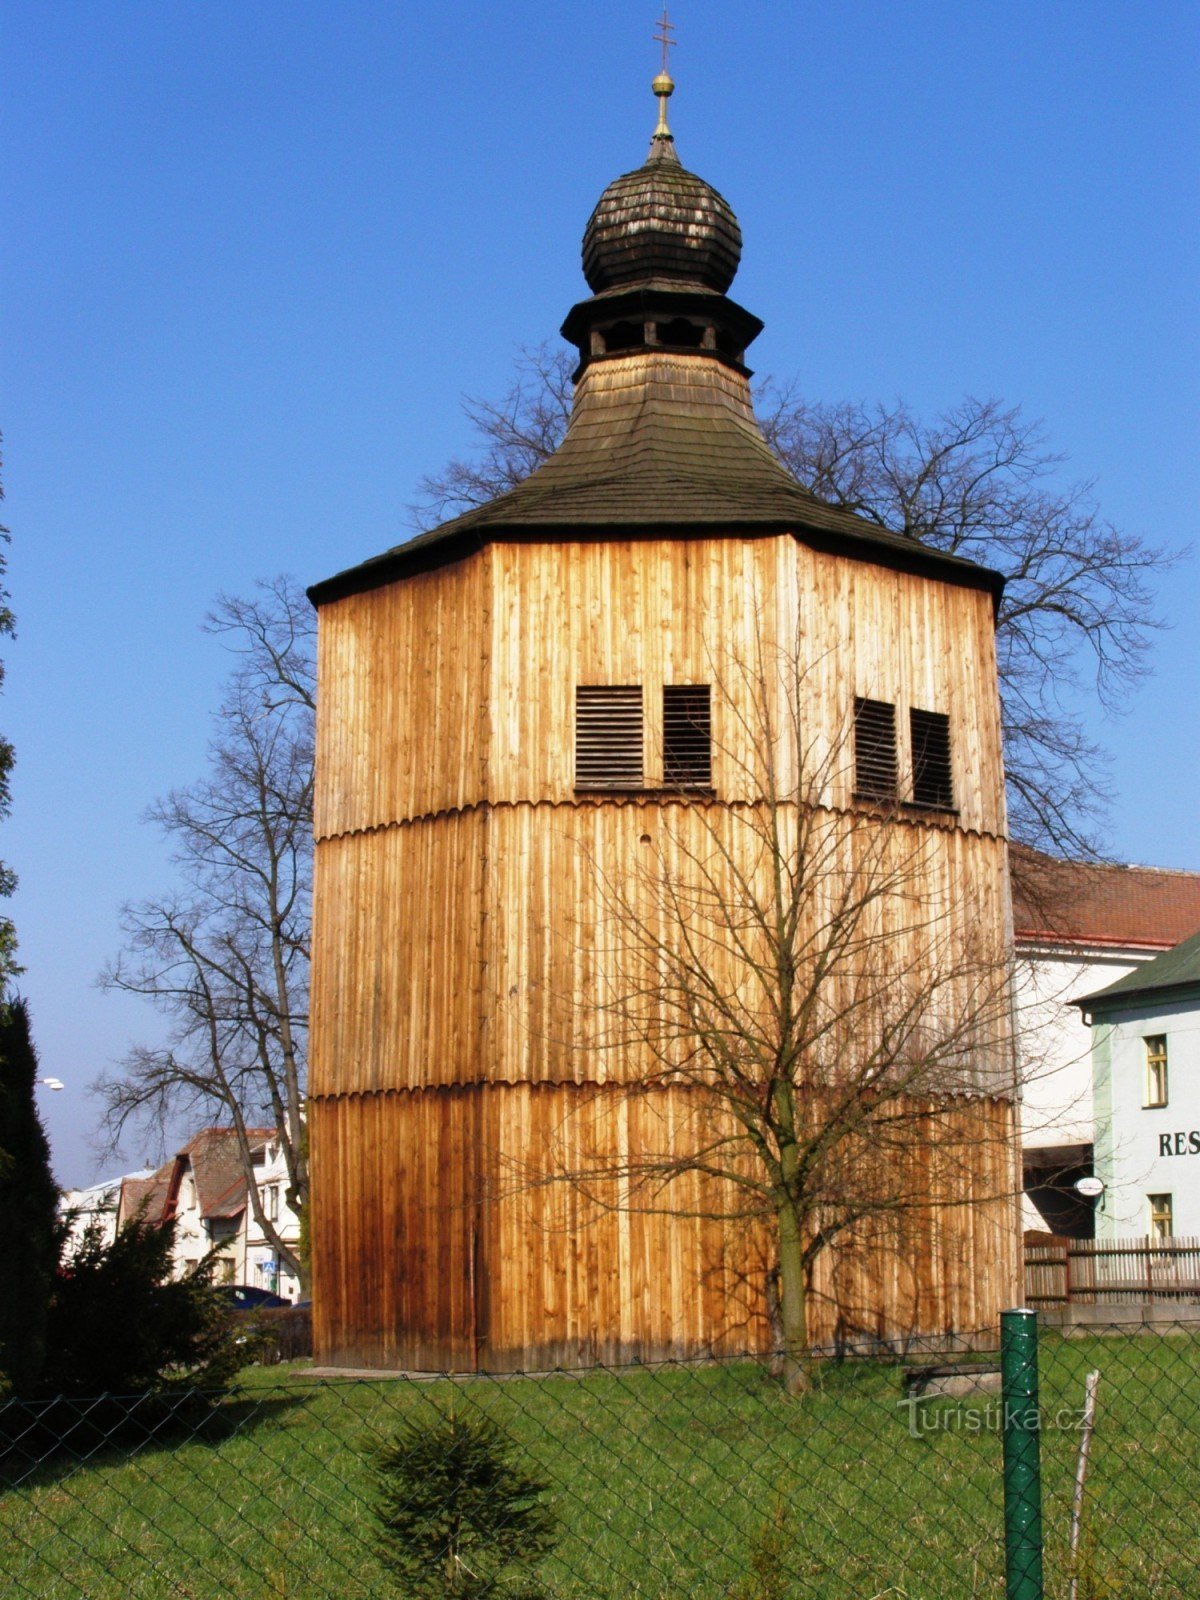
[
  {"x1": 59, "y1": 1174, "x2": 147, "y2": 1253},
  {"x1": 1073, "y1": 928, "x2": 1200, "y2": 1240},
  {"x1": 1012, "y1": 848, "x2": 1200, "y2": 1235},
  {"x1": 116, "y1": 1127, "x2": 302, "y2": 1299}
]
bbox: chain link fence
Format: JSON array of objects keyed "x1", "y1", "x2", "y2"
[{"x1": 1, "y1": 1319, "x2": 1196, "y2": 1598}]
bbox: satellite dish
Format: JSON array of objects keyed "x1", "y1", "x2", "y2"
[{"x1": 1075, "y1": 1176, "x2": 1104, "y2": 1199}]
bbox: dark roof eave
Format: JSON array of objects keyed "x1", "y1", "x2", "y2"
[
  {"x1": 309, "y1": 527, "x2": 488, "y2": 605},
  {"x1": 560, "y1": 285, "x2": 764, "y2": 354},
  {"x1": 1071, "y1": 926, "x2": 1200, "y2": 1012},
  {"x1": 1073, "y1": 978, "x2": 1200, "y2": 1016},
  {"x1": 309, "y1": 521, "x2": 1005, "y2": 609}
]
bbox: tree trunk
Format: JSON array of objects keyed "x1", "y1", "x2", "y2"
[{"x1": 776, "y1": 1201, "x2": 810, "y2": 1395}]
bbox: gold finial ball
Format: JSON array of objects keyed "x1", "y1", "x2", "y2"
[{"x1": 652, "y1": 71, "x2": 675, "y2": 98}]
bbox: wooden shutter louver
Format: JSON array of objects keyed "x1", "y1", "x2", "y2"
[
  {"x1": 663, "y1": 684, "x2": 712, "y2": 788},
  {"x1": 853, "y1": 697, "x2": 897, "y2": 801},
  {"x1": 910, "y1": 708, "x2": 954, "y2": 809},
  {"x1": 575, "y1": 685, "x2": 644, "y2": 788}
]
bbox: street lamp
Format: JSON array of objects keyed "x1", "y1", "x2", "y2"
[{"x1": 37, "y1": 1077, "x2": 65, "y2": 1091}]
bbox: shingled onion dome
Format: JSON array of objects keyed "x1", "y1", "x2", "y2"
[
  {"x1": 561, "y1": 72, "x2": 762, "y2": 379},
  {"x1": 582, "y1": 72, "x2": 742, "y2": 294}
]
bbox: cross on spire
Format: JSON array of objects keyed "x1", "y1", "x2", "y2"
[{"x1": 654, "y1": 7, "x2": 676, "y2": 76}]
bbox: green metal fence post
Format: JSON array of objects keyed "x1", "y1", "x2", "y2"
[{"x1": 1001, "y1": 1307, "x2": 1044, "y2": 1600}]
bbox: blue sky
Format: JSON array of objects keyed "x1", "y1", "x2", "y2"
[{"x1": 5, "y1": 2, "x2": 1198, "y2": 1186}]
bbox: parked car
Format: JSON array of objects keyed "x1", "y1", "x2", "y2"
[
  {"x1": 213, "y1": 1290, "x2": 314, "y2": 1364},
  {"x1": 216, "y1": 1284, "x2": 291, "y2": 1312}
]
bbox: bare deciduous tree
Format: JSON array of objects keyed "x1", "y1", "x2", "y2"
[
  {"x1": 410, "y1": 349, "x2": 1173, "y2": 856},
  {"x1": 411, "y1": 344, "x2": 575, "y2": 531},
  {"x1": 548, "y1": 644, "x2": 1017, "y2": 1392},
  {"x1": 756, "y1": 389, "x2": 1171, "y2": 856},
  {"x1": 98, "y1": 577, "x2": 314, "y2": 1284}
]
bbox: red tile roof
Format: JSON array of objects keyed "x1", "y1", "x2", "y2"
[
  {"x1": 116, "y1": 1127, "x2": 276, "y2": 1230},
  {"x1": 1012, "y1": 845, "x2": 1200, "y2": 951},
  {"x1": 1075, "y1": 926, "x2": 1200, "y2": 1011},
  {"x1": 118, "y1": 1168, "x2": 171, "y2": 1226},
  {"x1": 172, "y1": 1127, "x2": 275, "y2": 1221}
]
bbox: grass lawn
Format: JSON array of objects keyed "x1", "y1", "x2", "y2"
[{"x1": 2, "y1": 1329, "x2": 1196, "y2": 1599}]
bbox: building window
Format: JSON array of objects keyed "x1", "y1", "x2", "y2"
[
  {"x1": 853, "y1": 698, "x2": 897, "y2": 801},
  {"x1": 663, "y1": 685, "x2": 712, "y2": 787},
  {"x1": 266, "y1": 1183, "x2": 280, "y2": 1222},
  {"x1": 910, "y1": 708, "x2": 954, "y2": 810},
  {"x1": 576, "y1": 686, "x2": 644, "y2": 788},
  {"x1": 1148, "y1": 1194, "x2": 1173, "y2": 1240},
  {"x1": 1144, "y1": 1036, "x2": 1169, "y2": 1108}
]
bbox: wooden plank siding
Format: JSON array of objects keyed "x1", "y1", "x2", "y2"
[
  {"x1": 311, "y1": 800, "x2": 1012, "y2": 1096},
  {"x1": 314, "y1": 553, "x2": 491, "y2": 837},
  {"x1": 309, "y1": 532, "x2": 1019, "y2": 1368},
  {"x1": 313, "y1": 537, "x2": 1007, "y2": 834},
  {"x1": 310, "y1": 1086, "x2": 1017, "y2": 1371}
]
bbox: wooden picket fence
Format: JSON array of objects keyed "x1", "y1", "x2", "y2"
[{"x1": 1025, "y1": 1231, "x2": 1200, "y2": 1307}]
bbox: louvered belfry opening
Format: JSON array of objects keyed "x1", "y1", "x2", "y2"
[
  {"x1": 853, "y1": 697, "x2": 898, "y2": 802},
  {"x1": 576, "y1": 685, "x2": 644, "y2": 788},
  {"x1": 663, "y1": 684, "x2": 712, "y2": 787},
  {"x1": 911, "y1": 708, "x2": 954, "y2": 810}
]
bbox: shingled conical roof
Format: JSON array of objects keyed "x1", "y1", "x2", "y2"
[{"x1": 311, "y1": 347, "x2": 1001, "y2": 603}]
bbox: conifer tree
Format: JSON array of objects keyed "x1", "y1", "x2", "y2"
[
  {"x1": 375, "y1": 1411, "x2": 557, "y2": 1598},
  {"x1": 0, "y1": 999, "x2": 59, "y2": 1395},
  {"x1": 0, "y1": 440, "x2": 18, "y2": 982}
]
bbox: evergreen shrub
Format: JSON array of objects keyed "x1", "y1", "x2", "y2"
[{"x1": 374, "y1": 1409, "x2": 557, "y2": 1598}]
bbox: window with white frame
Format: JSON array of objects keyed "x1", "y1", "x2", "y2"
[
  {"x1": 1143, "y1": 1036, "x2": 1169, "y2": 1108},
  {"x1": 1148, "y1": 1193, "x2": 1173, "y2": 1240}
]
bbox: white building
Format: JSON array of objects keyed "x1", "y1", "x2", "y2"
[
  {"x1": 1013, "y1": 848, "x2": 1200, "y2": 1236},
  {"x1": 1075, "y1": 928, "x2": 1200, "y2": 1240},
  {"x1": 117, "y1": 1127, "x2": 304, "y2": 1300},
  {"x1": 59, "y1": 1175, "x2": 144, "y2": 1253},
  {"x1": 241, "y1": 1139, "x2": 304, "y2": 1300}
]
